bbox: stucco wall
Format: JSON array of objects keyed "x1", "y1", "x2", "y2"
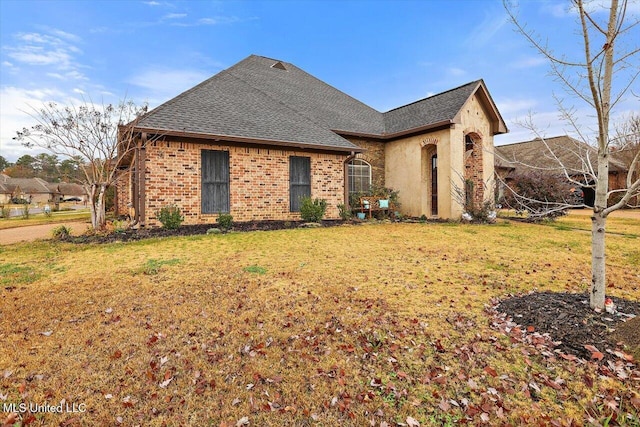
[
  {"x1": 385, "y1": 129, "x2": 453, "y2": 218},
  {"x1": 134, "y1": 139, "x2": 347, "y2": 226},
  {"x1": 384, "y1": 94, "x2": 498, "y2": 219}
]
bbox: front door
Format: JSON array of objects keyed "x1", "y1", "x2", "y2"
[{"x1": 431, "y1": 154, "x2": 438, "y2": 216}]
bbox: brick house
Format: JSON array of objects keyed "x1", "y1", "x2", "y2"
[{"x1": 117, "y1": 55, "x2": 507, "y2": 226}]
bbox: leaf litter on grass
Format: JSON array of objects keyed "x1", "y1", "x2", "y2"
[{"x1": 0, "y1": 219, "x2": 639, "y2": 425}]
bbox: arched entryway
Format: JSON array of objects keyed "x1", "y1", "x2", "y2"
[
  {"x1": 421, "y1": 144, "x2": 438, "y2": 216},
  {"x1": 464, "y1": 132, "x2": 484, "y2": 210}
]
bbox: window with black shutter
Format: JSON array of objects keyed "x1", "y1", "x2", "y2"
[
  {"x1": 201, "y1": 150, "x2": 230, "y2": 213},
  {"x1": 289, "y1": 156, "x2": 311, "y2": 212}
]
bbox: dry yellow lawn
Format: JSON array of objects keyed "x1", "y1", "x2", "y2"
[{"x1": 1, "y1": 218, "x2": 639, "y2": 426}]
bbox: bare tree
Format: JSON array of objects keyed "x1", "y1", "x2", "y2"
[
  {"x1": 503, "y1": 0, "x2": 640, "y2": 309},
  {"x1": 15, "y1": 100, "x2": 148, "y2": 230}
]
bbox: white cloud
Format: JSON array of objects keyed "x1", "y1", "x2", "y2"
[
  {"x1": 465, "y1": 12, "x2": 508, "y2": 47},
  {"x1": 0, "y1": 86, "x2": 73, "y2": 161},
  {"x1": 126, "y1": 69, "x2": 210, "y2": 104},
  {"x1": 496, "y1": 98, "x2": 538, "y2": 116},
  {"x1": 5, "y1": 30, "x2": 87, "y2": 80},
  {"x1": 163, "y1": 13, "x2": 187, "y2": 20},
  {"x1": 448, "y1": 67, "x2": 466, "y2": 77},
  {"x1": 509, "y1": 56, "x2": 547, "y2": 69}
]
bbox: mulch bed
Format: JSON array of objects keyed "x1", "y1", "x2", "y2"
[
  {"x1": 66, "y1": 219, "x2": 352, "y2": 244},
  {"x1": 497, "y1": 292, "x2": 640, "y2": 364}
]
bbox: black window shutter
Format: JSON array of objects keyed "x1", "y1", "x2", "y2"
[
  {"x1": 289, "y1": 156, "x2": 311, "y2": 212},
  {"x1": 201, "y1": 150, "x2": 230, "y2": 213}
]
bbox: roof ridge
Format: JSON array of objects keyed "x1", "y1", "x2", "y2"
[
  {"x1": 383, "y1": 80, "x2": 481, "y2": 114},
  {"x1": 225, "y1": 67, "x2": 354, "y2": 145}
]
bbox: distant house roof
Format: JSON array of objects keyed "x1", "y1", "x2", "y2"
[
  {"x1": 134, "y1": 55, "x2": 507, "y2": 152},
  {"x1": 495, "y1": 136, "x2": 627, "y2": 176},
  {"x1": 56, "y1": 182, "x2": 85, "y2": 196},
  {"x1": 5, "y1": 177, "x2": 55, "y2": 194},
  {"x1": 0, "y1": 181, "x2": 14, "y2": 195}
]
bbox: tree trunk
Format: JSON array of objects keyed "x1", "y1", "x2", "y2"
[
  {"x1": 86, "y1": 184, "x2": 98, "y2": 230},
  {"x1": 590, "y1": 210, "x2": 606, "y2": 309},
  {"x1": 95, "y1": 184, "x2": 107, "y2": 230}
]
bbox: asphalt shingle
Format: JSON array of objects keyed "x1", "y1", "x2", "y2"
[{"x1": 136, "y1": 55, "x2": 488, "y2": 150}]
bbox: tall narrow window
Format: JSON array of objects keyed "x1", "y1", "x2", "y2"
[
  {"x1": 290, "y1": 156, "x2": 311, "y2": 211},
  {"x1": 201, "y1": 150, "x2": 230, "y2": 213},
  {"x1": 465, "y1": 134, "x2": 475, "y2": 152},
  {"x1": 431, "y1": 154, "x2": 438, "y2": 216},
  {"x1": 348, "y1": 159, "x2": 371, "y2": 195}
]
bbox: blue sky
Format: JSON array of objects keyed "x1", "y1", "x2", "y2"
[{"x1": 1, "y1": 0, "x2": 638, "y2": 162}]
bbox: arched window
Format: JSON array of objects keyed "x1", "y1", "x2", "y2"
[{"x1": 348, "y1": 159, "x2": 371, "y2": 194}]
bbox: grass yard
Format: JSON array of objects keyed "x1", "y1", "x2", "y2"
[
  {"x1": 1, "y1": 218, "x2": 639, "y2": 426},
  {"x1": 0, "y1": 208, "x2": 90, "y2": 230}
]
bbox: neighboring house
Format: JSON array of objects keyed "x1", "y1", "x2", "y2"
[
  {"x1": 0, "y1": 175, "x2": 59, "y2": 204},
  {"x1": 495, "y1": 136, "x2": 628, "y2": 206},
  {"x1": 55, "y1": 183, "x2": 87, "y2": 202},
  {"x1": 116, "y1": 55, "x2": 507, "y2": 226},
  {"x1": 0, "y1": 180, "x2": 18, "y2": 204}
]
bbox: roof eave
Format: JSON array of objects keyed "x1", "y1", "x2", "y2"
[
  {"x1": 454, "y1": 81, "x2": 508, "y2": 135},
  {"x1": 132, "y1": 127, "x2": 363, "y2": 153},
  {"x1": 334, "y1": 120, "x2": 455, "y2": 141}
]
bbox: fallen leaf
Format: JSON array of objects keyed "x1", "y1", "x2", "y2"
[
  {"x1": 41, "y1": 331, "x2": 53, "y2": 336},
  {"x1": 584, "y1": 344, "x2": 600, "y2": 353},
  {"x1": 484, "y1": 366, "x2": 497, "y2": 377},
  {"x1": 159, "y1": 377, "x2": 173, "y2": 388},
  {"x1": 439, "y1": 399, "x2": 451, "y2": 412},
  {"x1": 236, "y1": 416, "x2": 249, "y2": 427},
  {"x1": 232, "y1": 397, "x2": 242, "y2": 406},
  {"x1": 406, "y1": 416, "x2": 420, "y2": 426}
]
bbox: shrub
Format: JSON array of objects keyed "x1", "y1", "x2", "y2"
[
  {"x1": 21, "y1": 204, "x2": 30, "y2": 219},
  {"x1": 337, "y1": 203, "x2": 352, "y2": 220},
  {"x1": 111, "y1": 219, "x2": 128, "y2": 233},
  {"x1": 464, "y1": 201, "x2": 497, "y2": 224},
  {"x1": 0, "y1": 205, "x2": 9, "y2": 219},
  {"x1": 157, "y1": 205, "x2": 184, "y2": 229},
  {"x1": 217, "y1": 213, "x2": 233, "y2": 231},
  {"x1": 52, "y1": 225, "x2": 72, "y2": 240},
  {"x1": 502, "y1": 171, "x2": 573, "y2": 221},
  {"x1": 299, "y1": 197, "x2": 327, "y2": 222}
]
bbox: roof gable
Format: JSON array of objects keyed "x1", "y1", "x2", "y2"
[{"x1": 135, "y1": 55, "x2": 507, "y2": 149}]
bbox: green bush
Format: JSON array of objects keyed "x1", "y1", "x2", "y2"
[
  {"x1": 0, "y1": 205, "x2": 9, "y2": 219},
  {"x1": 299, "y1": 197, "x2": 327, "y2": 222},
  {"x1": 52, "y1": 225, "x2": 72, "y2": 240},
  {"x1": 217, "y1": 213, "x2": 233, "y2": 230},
  {"x1": 156, "y1": 205, "x2": 184, "y2": 229},
  {"x1": 337, "y1": 203, "x2": 352, "y2": 220}
]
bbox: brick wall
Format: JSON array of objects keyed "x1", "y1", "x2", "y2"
[
  {"x1": 139, "y1": 139, "x2": 347, "y2": 226},
  {"x1": 464, "y1": 136, "x2": 485, "y2": 209},
  {"x1": 345, "y1": 137, "x2": 385, "y2": 188},
  {"x1": 114, "y1": 171, "x2": 129, "y2": 217}
]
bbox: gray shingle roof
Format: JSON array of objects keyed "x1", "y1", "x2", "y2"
[
  {"x1": 495, "y1": 136, "x2": 627, "y2": 175},
  {"x1": 136, "y1": 55, "x2": 499, "y2": 150},
  {"x1": 383, "y1": 81, "x2": 479, "y2": 135},
  {"x1": 4, "y1": 177, "x2": 53, "y2": 194}
]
